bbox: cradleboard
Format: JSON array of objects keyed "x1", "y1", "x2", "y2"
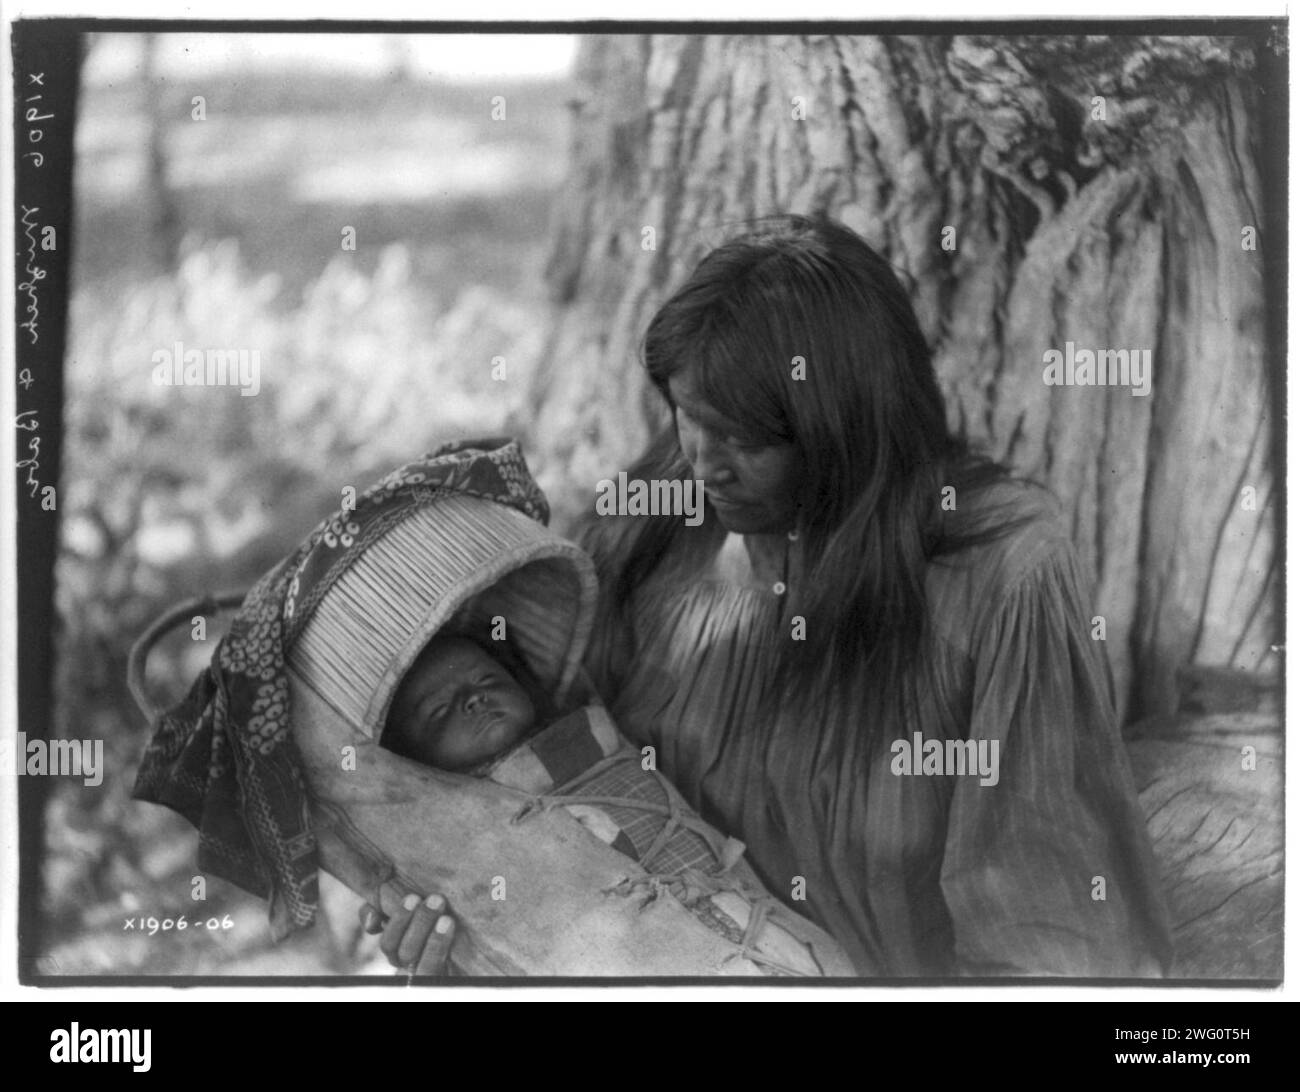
[
  {"x1": 130, "y1": 469, "x2": 857, "y2": 978},
  {"x1": 295, "y1": 681, "x2": 854, "y2": 976},
  {"x1": 285, "y1": 494, "x2": 856, "y2": 977}
]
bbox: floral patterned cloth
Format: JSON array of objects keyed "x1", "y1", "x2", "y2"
[{"x1": 132, "y1": 437, "x2": 550, "y2": 939}]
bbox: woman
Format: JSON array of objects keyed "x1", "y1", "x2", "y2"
[{"x1": 376, "y1": 214, "x2": 1172, "y2": 977}]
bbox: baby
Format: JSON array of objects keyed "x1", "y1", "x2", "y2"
[{"x1": 380, "y1": 634, "x2": 549, "y2": 773}]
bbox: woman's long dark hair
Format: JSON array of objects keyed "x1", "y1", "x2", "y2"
[{"x1": 580, "y1": 214, "x2": 1035, "y2": 735}]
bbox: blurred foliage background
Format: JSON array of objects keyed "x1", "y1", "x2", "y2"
[{"x1": 46, "y1": 32, "x2": 578, "y2": 974}]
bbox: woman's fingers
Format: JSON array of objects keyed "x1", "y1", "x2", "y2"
[
  {"x1": 358, "y1": 902, "x2": 384, "y2": 935},
  {"x1": 413, "y1": 909, "x2": 456, "y2": 976},
  {"x1": 395, "y1": 893, "x2": 446, "y2": 969},
  {"x1": 376, "y1": 889, "x2": 418, "y2": 964},
  {"x1": 371, "y1": 882, "x2": 455, "y2": 975}
]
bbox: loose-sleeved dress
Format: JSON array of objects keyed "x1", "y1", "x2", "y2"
[{"x1": 584, "y1": 480, "x2": 1173, "y2": 977}]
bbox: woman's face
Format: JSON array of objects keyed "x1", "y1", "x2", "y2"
[{"x1": 668, "y1": 370, "x2": 802, "y2": 535}]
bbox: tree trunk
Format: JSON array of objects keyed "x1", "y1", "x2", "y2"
[
  {"x1": 523, "y1": 32, "x2": 1278, "y2": 726},
  {"x1": 140, "y1": 32, "x2": 181, "y2": 271}
]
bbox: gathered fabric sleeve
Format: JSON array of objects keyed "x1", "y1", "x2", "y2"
[{"x1": 939, "y1": 538, "x2": 1174, "y2": 977}]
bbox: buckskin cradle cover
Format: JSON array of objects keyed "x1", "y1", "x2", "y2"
[{"x1": 287, "y1": 490, "x2": 855, "y2": 977}]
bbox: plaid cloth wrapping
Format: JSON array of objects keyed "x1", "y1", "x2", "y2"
[
  {"x1": 577, "y1": 759, "x2": 722, "y2": 875},
  {"x1": 488, "y1": 706, "x2": 736, "y2": 878}
]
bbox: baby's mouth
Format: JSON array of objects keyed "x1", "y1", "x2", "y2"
[{"x1": 473, "y1": 712, "x2": 505, "y2": 736}]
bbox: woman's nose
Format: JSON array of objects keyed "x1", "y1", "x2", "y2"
[
  {"x1": 699, "y1": 441, "x2": 738, "y2": 488},
  {"x1": 684, "y1": 429, "x2": 736, "y2": 488}
]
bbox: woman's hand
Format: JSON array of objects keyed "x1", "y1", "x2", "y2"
[{"x1": 359, "y1": 881, "x2": 457, "y2": 976}]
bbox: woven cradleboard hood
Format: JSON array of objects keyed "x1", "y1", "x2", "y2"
[
  {"x1": 135, "y1": 437, "x2": 855, "y2": 976},
  {"x1": 133, "y1": 438, "x2": 585, "y2": 936}
]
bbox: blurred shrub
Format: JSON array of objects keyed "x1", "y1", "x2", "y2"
[{"x1": 49, "y1": 236, "x2": 551, "y2": 972}]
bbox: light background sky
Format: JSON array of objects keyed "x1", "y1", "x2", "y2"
[{"x1": 83, "y1": 33, "x2": 579, "y2": 85}]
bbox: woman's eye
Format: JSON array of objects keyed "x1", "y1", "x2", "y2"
[
  {"x1": 717, "y1": 431, "x2": 767, "y2": 452},
  {"x1": 676, "y1": 403, "x2": 773, "y2": 453}
]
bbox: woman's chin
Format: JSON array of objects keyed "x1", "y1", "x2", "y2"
[
  {"x1": 712, "y1": 505, "x2": 781, "y2": 536},
  {"x1": 709, "y1": 499, "x2": 752, "y2": 528}
]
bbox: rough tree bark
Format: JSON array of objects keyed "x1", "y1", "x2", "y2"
[
  {"x1": 522, "y1": 33, "x2": 1278, "y2": 728},
  {"x1": 140, "y1": 33, "x2": 181, "y2": 271}
]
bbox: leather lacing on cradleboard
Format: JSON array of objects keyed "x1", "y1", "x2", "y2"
[{"x1": 511, "y1": 751, "x2": 827, "y2": 977}]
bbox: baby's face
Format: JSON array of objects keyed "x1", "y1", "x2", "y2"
[{"x1": 384, "y1": 636, "x2": 536, "y2": 771}]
